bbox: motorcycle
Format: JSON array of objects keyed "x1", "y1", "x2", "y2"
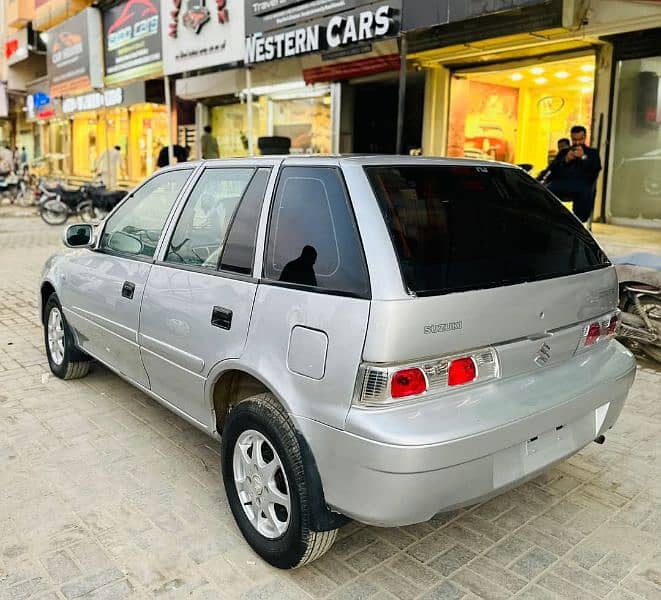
[
  {"x1": 89, "y1": 187, "x2": 127, "y2": 220},
  {"x1": 613, "y1": 253, "x2": 661, "y2": 363},
  {"x1": 39, "y1": 183, "x2": 96, "y2": 225}
]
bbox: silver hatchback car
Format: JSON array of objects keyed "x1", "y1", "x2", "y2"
[{"x1": 40, "y1": 156, "x2": 636, "y2": 568}]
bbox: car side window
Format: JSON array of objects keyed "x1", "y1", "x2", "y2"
[
  {"x1": 265, "y1": 166, "x2": 370, "y2": 297},
  {"x1": 99, "y1": 169, "x2": 192, "y2": 259},
  {"x1": 165, "y1": 168, "x2": 255, "y2": 269}
]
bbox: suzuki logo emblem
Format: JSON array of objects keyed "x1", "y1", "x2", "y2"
[{"x1": 534, "y1": 342, "x2": 551, "y2": 366}]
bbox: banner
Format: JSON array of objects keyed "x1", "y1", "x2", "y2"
[
  {"x1": 103, "y1": 0, "x2": 163, "y2": 85},
  {"x1": 47, "y1": 8, "x2": 104, "y2": 97},
  {"x1": 161, "y1": 0, "x2": 244, "y2": 75}
]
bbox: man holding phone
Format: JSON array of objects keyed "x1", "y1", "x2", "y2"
[{"x1": 546, "y1": 125, "x2": 602, "y2": 223}]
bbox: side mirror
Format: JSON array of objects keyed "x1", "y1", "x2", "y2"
[
  {"x1": 63, "y1": 223, "x2": 94, "y2": 248},
  {"x1": 106, "y1": 231, "x2": 143, "y2": 255}
]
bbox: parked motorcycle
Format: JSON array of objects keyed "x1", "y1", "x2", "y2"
[
  {"x1": 89, "y1": 187, "x2": 126, "y2": 220},
  {"x1": 39, "y1": 183, "x2": 96, "y2": 225},
  {"x1": 613, "y1": 253, "x2": 661, "y2": 362}
]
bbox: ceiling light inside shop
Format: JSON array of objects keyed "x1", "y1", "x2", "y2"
[
  {"x1": 555, "y1": 71, "x2": 570, "y2": 79},
  {"x1": 581, "y1": 85, "x2": 593, "y2": 94},
  {"x1": 509, "y1": 73, "x2": 524, "y2": 81},
  {"x1": 578, "y1": 75, "x2": 593, "y2": 83},
  {"x1": 534, "y1": 77, "x2": 548, "y2": 85},
  {"x1": 581, "y1": 64, "x2": 596, "y2": 72},
  {"x1": 530, "y1": 67, "x2": 545, "y2": 75}
]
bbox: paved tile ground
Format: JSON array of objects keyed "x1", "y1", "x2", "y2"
[{"x1": 1, "y1": 211, "x2": 660, "y2": 600}]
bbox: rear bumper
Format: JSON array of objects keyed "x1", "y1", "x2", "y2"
[{"x1": 294, "y1": 341, "x2": 636, "y2": 527}]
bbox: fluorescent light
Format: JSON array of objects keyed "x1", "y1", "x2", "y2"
[
  {"x1": 581, "y1": 86, "x2": 593, "y2": 94},
  {"x1": 578, "y1": 75, "x2": 592, "y2": 83},
  {"x1": 530, "y1": 67, "x2": 545, "y2": 75},
  {"x1": 509, "y1": 73, "x2": 524, "y2": 81},
  {"x1": 581, "y1": 64, "x2": 595, "y2": 72},
  {"x1": 555, "y1": 71, "x2": 570, "y2": 79},
  {"x1": 534, "y1": 77, "x2": 548, "y2": 85}
]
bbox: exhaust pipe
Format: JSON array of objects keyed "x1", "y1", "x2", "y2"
[{"x1": 594, "y1": 435, "x2": 606, "y2": 445}]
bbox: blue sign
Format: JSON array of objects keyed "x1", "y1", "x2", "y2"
[{"x1": 33, "y1": 92, "x2": 50, "y2": 108}]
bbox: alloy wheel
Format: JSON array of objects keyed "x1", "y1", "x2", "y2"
[{"x1": 47, "y1": 307, "x2": 65, "y2": 365}]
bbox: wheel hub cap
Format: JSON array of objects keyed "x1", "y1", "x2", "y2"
[
  {"x1": 233, "y1": 429, "x2": 290, "y2": 539},
  {"x1": 47, "y1": 307, "x2": 65, "y2": 366}
]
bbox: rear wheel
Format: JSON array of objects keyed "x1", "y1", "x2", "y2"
[
  {"x1": 634, "y1": 296, "x2": 661, "y2": 363},
  {"x1": 78, "y1": 200, "x2": 96, "y2": 223},
  {"x1": 221, "y1": 394, "x2": 337, "y2": 569},
  {"x1": 40, "y1": 199, "x2": 69, "y2": 225},
  {"x1": 44, "y1": 293, "x2": 91, "y2": 379}
]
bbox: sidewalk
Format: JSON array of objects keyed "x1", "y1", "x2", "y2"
[{"x1": 592, "y1": 222, "x2": 661, "y2": 259}]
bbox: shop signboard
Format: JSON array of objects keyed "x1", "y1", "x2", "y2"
[
  {"x1": 5, "y1": 28, "x2": 29, "y2": 66},
  {"x1": 245, "y1": 1, "x2": 401, "y2": 64},
  {"x1": 103, "y1": 0, "x2": 164, "y2": 86},
  {"x1": 46, "y1": 8, "x2": 104, "y2": 98},
  {"x1": 161, "y1": 0, "x2": 244, "y2": 75},
  {"x1": 403, "y1": 0, "x2": 552, "y2": 32}
]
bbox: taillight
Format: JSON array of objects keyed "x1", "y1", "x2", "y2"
[
  {"x1": 606, "y1": 313, "x2": 620, "y2": 336},
  {"x1": 448, "y1": 357, "x2": 477, "y2": 386},
  {"x1": 577, "y1": 310, "x2": 620, "y2": 353},
  {"x1": 355, "y1": 347, "x2": 499, "y2": 407},
  {"x1": 585, "y1": 323, "x2": 601, "y2": 346},
  {"x1": 391, "y1": 368, "x2": 427, "y2": 398}
]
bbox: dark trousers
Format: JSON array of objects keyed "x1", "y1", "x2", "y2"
[{"x1": 548, "y1": 180, "x2": 595, "y2": 222}]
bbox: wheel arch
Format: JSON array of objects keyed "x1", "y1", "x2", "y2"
[
  {"x1": 208, "y1": 363, "x2": 348, "y2": 532},
  {"x1": 40, "y1": 280, "x2": 57, "y2": 324}
]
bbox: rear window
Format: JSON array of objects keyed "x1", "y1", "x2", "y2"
[{"x1": 365, "y1": 165, "x2": 609, "y2": 295}]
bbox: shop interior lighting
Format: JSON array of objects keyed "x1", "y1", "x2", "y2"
[
  {"x1": 509, "y1": 73, "x2": 524, "y2": 81},
  {"x1": 554, "y1": 71, "x2": 570, "y2": 79},
  {"x1": 581, "y1": 64, "x2": 596, "y2": 72},
  {"x1": 534, "y1": 77, "x2": 548, "y2": 85},
  {"x1": 581, "y1": 85, "x2": 593, "y2": 94},
  {"x1": 530, "y1": 67, "x2": 545, "y2": 75},
  {"x1": 578, "y1": 75, "x2": 593, "y2": 83}
]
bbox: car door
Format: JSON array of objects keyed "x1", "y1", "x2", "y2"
[
  {"x1": 138, "y1": 166, "x2": 271, "y2": 427},
  {"x1": 60, "y1": 167, "x2": 194, "y2": 387}
]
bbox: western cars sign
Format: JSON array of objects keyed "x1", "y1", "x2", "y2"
[
  {"x1": 245, "y1": 1, "x2": 400, "y2": 64},
  {"x1": 161, "y1": 0, "x2": 244, "y2": 75}
]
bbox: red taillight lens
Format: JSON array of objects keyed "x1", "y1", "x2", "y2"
[
  {"x1": 448, "y1": 357, "x2": 477, "y2": 386},
  {"x1": 606, "y1": 314, "x2": 620, "y2": 336},
  {"x1": 391, "y1": 368, "x2": 427, "y2": 398},
  {"x1": 585, "y1": 323, "x2": 601, "y2": 346}
]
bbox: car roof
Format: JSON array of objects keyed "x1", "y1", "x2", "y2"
[{"x1": 171, "y1": 155, "x2": 517, "y2": 170}]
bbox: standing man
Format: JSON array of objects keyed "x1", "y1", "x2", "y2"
[
  {"x1": 546, "y1": 125, "x2": 601, "y2": 223},
  {"x1": 96, "y1": 145, "x2": 123, "y2": 189},
  {"x1": 200, "y1": 125, "x2": 219, "y2": 159},
  {"x1": 19, "y1": 147, "x2": 28, "y2": 172}
]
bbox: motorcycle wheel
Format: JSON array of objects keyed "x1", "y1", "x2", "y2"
[
  {"x1": 626, "y1": 295, "x2": 661, "y2": 363},
  {"x1": 78, "y1": 201, "x2": 96, "y2": 223},
  {"x1": 40, "y1": 199, "x2": 69, "y2": 225}
]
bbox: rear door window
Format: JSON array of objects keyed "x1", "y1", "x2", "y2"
[
  {"x1": 264, "y1": 166, "x2": 369, "y2": 298},
  {"x1": 365, "y1": 165, "x2": 609, "y2": 295}
]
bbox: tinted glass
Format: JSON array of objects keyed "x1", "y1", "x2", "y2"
[
  {"x1": 366, "y1": 165, "x2": 609, "y2": 295},
  {"x1": 265, "y1": 167, "x2": 369, "y2": 297},
  {"x1": 100, "y1": 169, "x2": 191, "y2": 259},
  {"x1": 220, "y1": 168, "x2": 270, "y2": 275},
  {"x1": 165, "y1": 168, "x2": 254, "y2": 269}
]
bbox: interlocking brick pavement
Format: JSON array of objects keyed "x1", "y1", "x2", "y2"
[{"x1": 1, "y1": 214, "x2": 660, "y2": 600}]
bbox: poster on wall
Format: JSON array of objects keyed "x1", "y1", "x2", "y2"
[
  {"x1": 47, "y1": 8, "x2": 104, "y2": 98},
  {"x1": 103, "y1": 0, "x2": 164, "y2": 86},
  {"x1": 161, "y1": 0, "x2": 244, "y2": 75}
]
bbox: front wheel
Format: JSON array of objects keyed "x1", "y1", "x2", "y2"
[
  {"x1": 44, "y1": 293, "x2": 91, "y2": 379},
  {"x1": 78, "y1": 200, "x2": 96, "y2": 223},
  {"x1": 221, "y1": 394, "x2": 337, "y2": 569},
  {"x1": 40, "y1": 199, "x2": 69, "y2": 225}
]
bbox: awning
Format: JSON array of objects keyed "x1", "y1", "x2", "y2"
[
  {"x1": 303, "y1": 54, "x2": 400, "y2": 84},
  {"x1": 175, "y1": 69, "x2": 245, "y2": 101}
]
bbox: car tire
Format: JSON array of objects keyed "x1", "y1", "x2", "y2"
[
  {"x1": 221, "y1": 393, "x2": 337, "y2": 569},
  {"x1": 44, "y1": 293, "x2": 91, "y2": 380}
]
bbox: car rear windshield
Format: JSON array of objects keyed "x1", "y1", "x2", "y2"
[{"x1": 365, "y1": 165, "x2": 609, "y2": 296}]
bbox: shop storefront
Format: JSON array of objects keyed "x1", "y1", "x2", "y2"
[
  {"x1": 605, "y1": 27, "x2": 661, "y2": 227},
  {"x1": 243, "y1": 0, "x2": 403, "y2": 154},
  {"x1": 446, "y1": 53, "x2": 596, "y2": 175}
]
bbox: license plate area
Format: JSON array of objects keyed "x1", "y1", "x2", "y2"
[{"x1": 526, "y1": 424, "x2": 565, "y2": 456}]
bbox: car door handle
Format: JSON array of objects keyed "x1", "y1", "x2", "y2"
[
  {"x1": 122, "y1": 281, "x2": 135, "y2": 299},
  {"x1": 211, "y1": 306, "x2": 232, "y2": 330}
]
